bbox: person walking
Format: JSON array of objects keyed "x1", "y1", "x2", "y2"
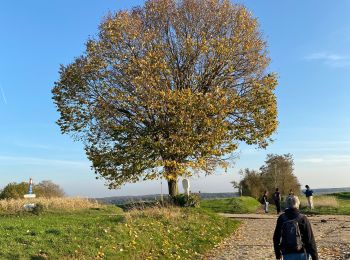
[
  {"x1": 303, "y1": 185, "x2": 314, "y2": 209},
  {"x1": 262, "y1": 190, "x2": 269, "y2": 213},
  {"x1": 273, "y1": 188, "x2": 281, "y2": 214},
  {"x1": 273, "y1": 195, "x2": 318, "y2": 260}
]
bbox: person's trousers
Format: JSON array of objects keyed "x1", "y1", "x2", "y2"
[
  {"x1": 283, "y1": 253, "x2": 310, "y2": 260},
  {"x1": 264, "y1": 202, "x2": 269, "y2": 213},
  {"x1": 275, "y1": 200, "x2": 281, "y2": 214},
  {"x1": 307, "y1": 196, "x2": 314, "y2": 209}
]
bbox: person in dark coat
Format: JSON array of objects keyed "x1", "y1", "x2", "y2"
[
  {"x1": 273, "y1": 195, "x2": 318, "y2": 260},
  {"x1": 273, "y1": 188, "x2": 281, "y2": 214},
  {"x1": 303, "y1": 185, "x2": 314, "y2": 209},
  {"x1": 262, "y1": 190, "x2": 269, "y2": 213}
]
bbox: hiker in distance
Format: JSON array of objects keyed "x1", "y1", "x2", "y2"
[
  {"x1": 273, "y1": 195, "x2": 318, "y2": 260},
  {"x1": 273, "y1": 188, "x2": 281, "y2": 214},
  {"x1": 303, "y1": 185, "x2": 314, "y2": 209},
  {"x1": 262, "y1": 190, "x2": 269, "y2": 213}
]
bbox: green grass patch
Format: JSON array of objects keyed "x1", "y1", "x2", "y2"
[
  {"x1": 300, "y1": 192, "x2": 350, "y2": 215},
  {"x1": 201, "y1": 196, "x2": 261, "y2": 214},
  {"x1": 332, "y1": 192, "x2": 350, "y2": 200},
  {"x1": 0, "y1": 205, "x2": 238, "y2": 259},
  {"x1": 200, "y1": 193, "x2": 350, "y2": 215}
]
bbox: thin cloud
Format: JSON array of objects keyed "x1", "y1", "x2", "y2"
[
  {"x1": 0, "y1": 155, "x2": 89, "y2": 167},
  {"x1": 287, "y1": 140, "x2": 350, "y2": 152},
  {"x1": 12, "y1": 142, "x2": 83, "y2": 152},
  {"x1": 299, "y1": 158, "x2": 325, "y2": 163},
  {"x1": 298, "y1": 155, "x2": 350, "y2": 164},
  {"x1": 305, "y1": 52, "x2": 344, "y2": 61},
  {"x1": 13, "y1": 142, "x2": 52, "y2": 150},
  {"x1": 0, "y1": 84, "x2": 7, "y2": 104},
  {"x1": 304, "y1": 52, "x2": 350, "y2": 68}
]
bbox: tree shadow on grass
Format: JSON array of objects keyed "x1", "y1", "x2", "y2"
[{"x1": 2, "y1": 254, "x2": 20, "y2": 260}]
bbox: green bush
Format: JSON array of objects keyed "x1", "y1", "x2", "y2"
[
  {"x1": 172, "y1": 194, "x2": 200, "y2": 207},
  {"x1": 35, "y1": 180, "x2": 65, "y2": 198},
  {"x1": 0, "y1": 180, "x2": 65, "y2": 199},
  {"x1": 0, "y1": 182, "x2": 28, "y2": 199}
]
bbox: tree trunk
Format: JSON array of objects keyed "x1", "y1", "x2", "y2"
[{"x1": 167, "y1": 179, "x2": 178, "y2": 197}]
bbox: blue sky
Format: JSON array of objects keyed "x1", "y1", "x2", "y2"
[{"x1": 0, "y1": 0, "x2": 349, "y2": 197}]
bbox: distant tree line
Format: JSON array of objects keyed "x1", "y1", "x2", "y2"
[
  {"x1": 232, "y1": 154, "x2": 301, "y2": 200},
  {"x1": 0, "y1": 180, "x2": 65, "y2": 199}
]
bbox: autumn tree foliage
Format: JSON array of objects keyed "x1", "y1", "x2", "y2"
[
  {"x1": 260, "y1": 154, "x2": 301, "y2": 196},
  {"x1": 35, "y1": 180, "x2": 65, "y2": 198},
  {"x1": 235, "y1": 169, "x2": 265, "y2": 199},
  {"x1": 52, "y1": 0, "x2": 278, "y2": 196},
  {"x1": 235, "y1": 154, "x2": 300, "y2": 200}
]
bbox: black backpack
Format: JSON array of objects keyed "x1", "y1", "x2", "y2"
[
  {"x1": 258, "y1": 196, "x2": 264, "y2": 204},
  {"x1": 259, "y1": 195, "x2": 266, "y2": 204},
  {"x1": 280, "y1": 214, "x2": 304, "y2": 253}
]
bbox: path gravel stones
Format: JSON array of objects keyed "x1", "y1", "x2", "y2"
[{"x1": 205, "y1": 214, "x2": 350, "y2": 260}]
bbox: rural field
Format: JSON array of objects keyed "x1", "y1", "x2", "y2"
[
  {"x1": 300, "y1": 193, "x2": 350, "y2": 215},
  {"x1": 1, "y1": 0, "x2": 350, "y2": 259},
  {"x1": 0, "y1": 197, "x2": 238, "y2": 259},
  {"x1": 202, "y1": 192, "x2": 350, "y2": 216},
  {"x1": 0, "y1": 193, "x2": 349, "y2": 259}
]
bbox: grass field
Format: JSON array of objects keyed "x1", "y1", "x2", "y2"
[
  {"x1": 0, "y1": 204, "x2": 239, "y2": 259},
  {"x1": 201, "y1": 196, "x2": 261, "y2": 214},
  {"x1": 201, "y1": 192, "x2": 350, "y2": 216},
  {"x1": 301, "y1": 192, "x2": 350, "y2": 215}
]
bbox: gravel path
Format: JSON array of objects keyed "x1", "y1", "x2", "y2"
[{"x1": 205, "y1": 214, "x2": 350, "y2": 260}]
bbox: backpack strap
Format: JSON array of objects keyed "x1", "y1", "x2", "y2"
[
  {"x1": 297, "y1": 214, "x2": 308, "y2": 260},
  {"x1": 294, "y1": 214, "x2": 307, "y2": 255}
]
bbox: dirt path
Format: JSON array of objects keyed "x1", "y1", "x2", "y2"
[{"x1": 205, "y1": 214, "x2": 350, "y2": 260}]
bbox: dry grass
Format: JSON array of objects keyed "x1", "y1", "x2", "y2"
[
  {"x1": 125, "y1": 206, "x2": 182, "y2": 221},
  {"x1": 0, "y1": 197, "x2": 103, "y2": 213},
  {"x1": 300, "y1": 196, "x2": 339, "y2": 208}
]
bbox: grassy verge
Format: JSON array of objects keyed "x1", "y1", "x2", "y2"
[
  {"x1": 201, "y1": 196, "x2": 261, "y2": 214},
  {"x1": 300, "y1": 192, "x2": 350, "y2": 215},
  {"x1": 0, "y1": 205, "x2": 238, "y2": 259}
]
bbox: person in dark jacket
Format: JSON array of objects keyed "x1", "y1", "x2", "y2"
[
  {"x1": 273, "y1": 195, "x2": 318, "y2": 260},
  {"x1": 303, "y1": 185, "x2": 314, "y2": 209},
  {"x1": 262, "y1": 190, "x2": 269, "y2": 213},
  {"x1": 273, "y1": 188, "x2": 281, "y2": 214}
]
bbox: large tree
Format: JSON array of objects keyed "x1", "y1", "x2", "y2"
[
  {"x1": 260, "y1": 153, "x2": 301, "y2": 196},
  {"x1": 236, "y1": 168, "x2": 265, "y2": 199},
  {"x1": 235, "y1": 154, "x2": 301, "y2": 200},
  {"x1": 52, "y1": 0, "x2": 278, "y2": 196}
]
